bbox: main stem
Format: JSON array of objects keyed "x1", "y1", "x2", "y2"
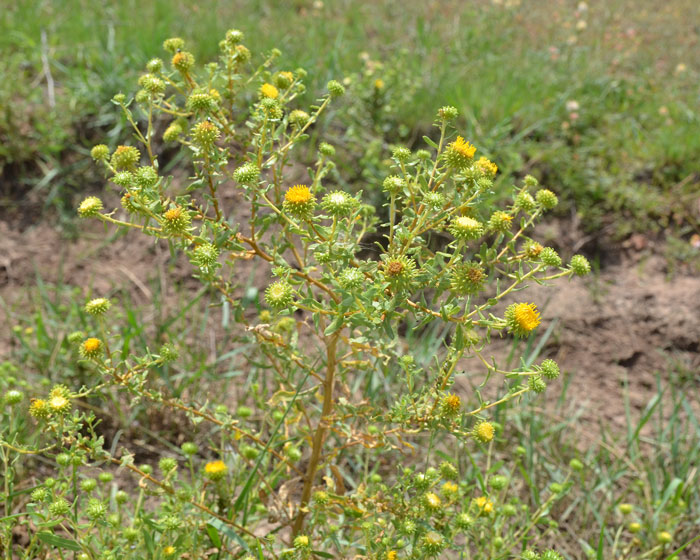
[{"x1": 292, "y1": 332, "x2": 340, "y2": 536}]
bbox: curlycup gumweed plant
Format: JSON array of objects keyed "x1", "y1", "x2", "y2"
[{"x1": 1, "y1": 31, "x2": 595, "y2": 560}]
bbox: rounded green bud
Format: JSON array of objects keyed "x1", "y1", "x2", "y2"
[
  {"x1": 439, "y1": 461, "x2": 458, "y2": 480},
  {"x1": 146, "y1": 57, "x2": 163, "y2": 73},
  {"x1": 382, "y1": 175, "x2": 405, "y2": 195},
  {"x1": 657, "y1": 531, "x2": 672, "y2": 544},
  {"x1": 448, "y1": 216, "x2": 484, "y2": 240},
  {"x1": 313, "y1": 490, "x2": 330, "y2": 505},
  {"x1": 489, "y1": 475, "x2": 508, "y2": 490},
  {"x1": 191, "y1": 120, "x2": 220, "y2": 147},
  {"x1": 163, "y1": 37, "x2": 185, "y2": 53},
  {"x1": 214, "y1": 405, "x2": 228, "y2": 415},
  {"x1": 284, "y1": 445, "x2": 302, "y2": 462},
  {"x1": 421, "y1": 531, "x2": 445, "y2": 555},
  {"x1": 138, "y1": 74, "x2": 165, "y2": 96},
  {"x1": 4, "y1": 390, "x2": 23, "y2": 406},
  {"x1": 515, "y1": 191, "x2": 536, "y2": 212},
  {"x1": 134, "y1": 90, "x2": 149, "y2": 104},
  {"x1": 56, "y1": 453, "x2": 71, "y2": 467},
  {"x1": 112, "y1": 171, "x2": 134, "y2": 188},
  {"x1": 528, "y1": 374, "x2": 547, "y2": 394},
  {"x1": 124, "y1": 527, "x2": 139, "y2": 542},
  {"x1": 162, "y1": 207, "x2": 192, "y2": 237},
  {"x1": 488, "y1": 211, "x2": 513, "y2": 233},
  {"x1": 31, "y1": 487, "x2": 48, "y2": 502},
  {"x1": 618, "y1": 503, "x2": 633, "y2": 515},
  {"x1": 112, "y1": 93, "x2": 126, "y2": 104},
  {"x1": 234, "y1": 44, "x2": 251, "y2": 63},
  {"x1": 382, "y1": 255, "x2": 417, "y2": 291},
  {"x1": 416, "y1": 148, "x2": 432, "y2": 160},
  {"x1": 289, "y1": 109, "x2": 310, "y2": 127},
  {"x1": 319, "y1": 142, "x2": 336, "y2": 157},
  {"x1": 539, "y1": 359, "x2": 560, "y2": 380},
  {"x1": 338, "y1": 268, "x2": 364, "y2": 290},
  {"x1": 236, "y1": 405, "x2": 253, "y2": 419},
  {"x1": 159, "y1": 343, "x2": 178, "y2": 362},
  {"x1": 115, "y1": 490, "x2": 128, "y2": 504},
  {"x1": 549, "y1": 482, "x2": 564, "y2": 494},
  {"x1": 321, "y1": 191, "x2": 357, "y2": 217},
  {"x1": 450, "y1": 262, "x2": 486, "y2": 295},
  {"x1": 392, "y1": 146, "x2": 411, "y2": 162},
  {"x1": 225, "y1": 29, "x2": 244, "y2": 45},
  {"x1": 259, "y1": 97, "x2": 283, "y2": 119},
  {"x1": 86, "y1": 498, "x2": 107, "y2": 521},
  {"x1": 78, "y1": 196, "x2": 103, "y2": 217},
  {"x1": 98, "y1": 472, "x2": 114, "y2": 483},
  {"x1": 233, "y1": 162, "x2": 260, "y2": 184},
  {"x1": 67, "y1": 331, "x2": 85, "y2": 345},
  {"x1": 627, "y1": 522, "x2": 641, "y2": 533},
  {"x1": 110, "y1": 145, "x2": 141, "y2": 171},
  {"x1": 524, "y1": 175, "x2": 539, "y2": 188},
  {"x1": 536, "y1": 189, "x2": 558, "y2": 210},
  {"x1": 241, "y1": 444, "x2": 259, "y2": 460},
  {"x1": 423, "y1": 191, "x2": 444, "y2": 209},
  {"x1": 163, "y1": 123, "x2": 183, "y2": 142},
  {"x1": 44, "y1": 478, "x2": 56, "y2": 488},
  {"x1": 569, "y1": 458, "x2": 584, "y2": 472},
  {"x1": 158, "y1": 457, "x2": 177, "y2": 474},
  {"x1": 456, "y1": 512, "x2": 473, "y2": 530},
  {"x1": 503, "y1": 504, "x2": 517, "y2": 516},
  {"x1": 140, "y1": 464, "x2": 153, "y2": 475},
  {"x1": 187, "y1": 91, "x2": 217, "y2": 113},
  {"x1": 192, "y1": 243, "x2": 219, "y2": 270},
  {"x1": 91, "y1": 144, "x2": 109, "y2": 161},
  {"x1": 541, "y1": 551, "x2": 563, "y2": 560},
  {"x1": 327, "y1": 80, "x2": 345, "y2": 97},
  {"x1": 438, "y1": 105, "x2": 459, "y2": 121},
  {"x1": 569, "y1": 254, "x2": 591, "y2": 276},
  {"x1": 49, "y1": 498, "x2": 71, "y2": 517},
  {"x1": 84, "y1": 297, "x2": 111, "y2": 316},
  {"x1": 171, "y1": 51, "x2": 195, "y2": 73},
  {"x1": 274, "y1": 70, "x2": 294, "y2": 89},
  {"x1": 181, "y1": 442, "x2": 198, "y2": 456},
  {"x1": 161, "y1": 514, "x2": 180, "y2": 531},
  {"x1": 80, "y1": 478, "x2": 97, "y2": 493},
  {"x1": 540, "y1": 247, "x2": 562, "y2": 267},
  {"x1": 265, "y1": 281, "x2": 294, "y2": 310},
  {"x1": 133, "y1": 166, "x2": 158, "y2": 189}
]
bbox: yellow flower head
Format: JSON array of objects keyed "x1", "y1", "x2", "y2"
[
  {"x1": 163, "y1": 545, "x2": 176, "y2": 556},
  {"x1": 452, "y1": 137, "x2": 476, "y2": 159},
  {"x1": 260, "y1": 83, "x2": 279, "y2": 99},
  {"x1": 285, "y1": 185, "x2": 313, "y2": 205},
  {"x1": 386, "y1": 551, "x2": 397, "y2": 560},
  {"x1": 374, "y1": 78, "x2": 385, "y2": 90},
  {"x1": 283, "y1": 185, "x2": 316, "y2": 219},
  {"x1": 446, "y1": 136, "x2": 477, "y2": 169},
  {"x1": 474, "y1": 496, "x2": 494, "y2": 514},
  {"x1": 473, "y1": 421, "x2": 495, "y2": 443},
  {"x1": 204, "y1": 460, "x2": 227, "y2": 480},
  {"x1": 505, "y1": 302, "x2": 541, "y2": 337},
  {"x1": 476, "y1": 156, "x2": 498, "y2": 177},
  {"x1": 423, "y1": 492, "x2": 442, "y2": 511},
  {"x1": 29, "y1": 399, "x2": 50, "y2": 420},
  {"x1": 80, "y1": 337, "x2": 103, "y2": 359}
]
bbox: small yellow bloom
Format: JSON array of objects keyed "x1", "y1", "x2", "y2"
[
  {"x1": 386, "y1": 551, "x2": 397, "y2": 560},
  {"x1": 80, "y1": 337, "x2": 103, "y2": 359},
  {"x1": 163, "y1": 545, "x2": 176, "y2": 556},
  {"x1": 204, "y1": 460, "x2": 227, "y2": 480},
  {"x1": 452, "y1": 136, "x2": 476, "y2": 159},
  {"x1": 424, "y1": 492, "x2": 442, "y2": 510},
  {"x1": 473, "y1": 421, "x2": 495, "y2": 443},
  {"x1": 476, "y1": 156, "x2": 498, "y2": 177},
  {"x1": 374, "y1": 78, "x2": 385, "y2": 90},
  {"x1": 285, "y1": 185, "x2": 312, "y2": 204},
  {"x1": 514, "y1": 303, "x2": 540, "y2": 333},
  {"x1": 475, "y1": 496, "x2": 494, "y2": 513},
  {"x1": 260, "y1": 83, "x2": 279, "y2": 99}
]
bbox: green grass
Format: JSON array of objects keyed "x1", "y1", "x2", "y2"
[{"x1": 2, "y1": 0, "x2": 699, "y2": 234}]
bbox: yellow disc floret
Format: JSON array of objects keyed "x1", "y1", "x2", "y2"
[
  {"x1": 505, "y1": 302, "x2": 541, "y2": 337},
  {"x1": 283, "y1": 185, "x2": 316, "y2": 219},
  {"x1": 204, "y1": 460, "x2": 228, "y2": 480},
  {"x1": 260, "y1": 83, "x2": 279, "y2": 99}
]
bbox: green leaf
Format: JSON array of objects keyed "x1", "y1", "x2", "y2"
[
  {"x1": 422, "y1": 135, "x2": 438, "y2": 149},
  {"x1": 312, "y1": 550, "x2": 335, "y2": 558},
  {"x1": 206, "y1": 523, "x2": 222, "y2": 548},
  {"x1": 37, "y1": 532, "x2": 82, "y2": 552},
  {"x1": 208, "y1": 518, "x2": 253, "y2": 555}
]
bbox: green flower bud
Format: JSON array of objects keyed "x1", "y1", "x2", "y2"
[
  {"x1": 569, "y1": 254, "x2": 591, "y2": 276},
  {"x1": 294, "y1": 535, "x2": 310, "y2": 549},
  {"x1": 91, "y1": 144, "x2": 109, "y2": 161},
  {"x1": 540, "y1": 247, "x2": 562, "y2": 267},
  {"x1": 84, "y1": 297, "x2": 111, "y2": 316},
  {"x1": 98, "y1": 472, "x2": 114, "y2": 483},
  {"x1": 265, "y1": 281, "x2": 294, "y2": 310},
  {"x1": 503, "y1": 504, "x2": 517, "y2": 516},
  {"x1": 162, "y1": 207, "x2": 192, "y2": 237},
  {"x1": 313, "y1": 490, "x2": 329, "y2": 505},
  {"x1": 161, "y1": 514, "x2": 180, "y2": 531},
  {"x1": 274, "y1": 70, "x2": 294, "y2": 89},
  {"x1": 416, "y1": 149, "x2": 432, "y2": 160},
  {"x1": 448, "y1": 216, "x2": 484, "y2": 240},
  {"x1": 192, "y1": 243, "x2": 219, "y2": 270},
  {"x1": 158, "y1": 457, "x2": 177, "y2": 474},
  {"x1": 110, "y1": 145, "x2": 141, "y2": 171},
  {"x1": 112, "y1": 171, "x2": 133, "y2": 187},
  {"x1": 338, "y1": 268, "x2": 364, "y2": 290},
  {"x1": 488, "y1": 211, "x2": 514, "y2": 233},
  {"x1": 382, "y1": 175, "x2": 405, "y2": 195},
  {"x1": 438, "y1": 105, "x2": 459, "y2": 121},
  {"x1": 423, "y1": 191, "x2": 444, "y2": 209},
  {"x1": 4, "y1": 390, "x2": 23, "y2": 406},
  {"x1": 56, "y1": 453, "x2": 71, "y2": 467},
  {"x1": 115, "y1": 490, "x2": 128, "y2": 504},
  {"x1": 321, "y1": 191, "x2": 358, "y2": 217},
  {"x1": 319, "y1": 142, "x2": 336, "y2": 157},
  {"x1": 31, "y1": 487, "x2": 48, "y2": 502},
  {"x1": 49, "y1": 498, "x2": 71, "y2": 517},
  {"x1": 528, "y1": 374, "x2": 547, "y2": 394},
  {"x1": 536, "y1": 189, "x2": 558, "y2": 210},
  {"x1": 284, "y1": 444, "x2": 302, "y2": 462},
  {"x1": 112, "y1": 93, "x2": 126, "y2": 104},
  {"x1": 657, "y1": 531, "x2": 672, "y2": 544},
  {"x1": 236, "y1": 405, "x2": 253, "y2": 419},
  {"x1": 489, "y1": 475, "x2": 508, "y2": 490},
  {"x1": 191, "y1": 120, "x2": 220, "y2": 147},
  {"x1": 233, "y1": 162, "x2": 260, "y2": 184},
  {"x1": 456, "y1": 512, "x2": 473, "y2": 530},
  {"x1": 259, "y1": 97, "x2": 283, "y2": 119},
  {"x1": 163, "y1": 123, "x2": 183, "y2": 142},
  {"x1": 159, "y1": 343, "x2": 179, "y2": 362},
  {"x1": 289, "y1": 109, "x2": 310, "y2": 127},
  {"x1": 524, "y1": 175, "x2": 539, "y2": 188},
  {"x1": 172, "y1": 51, "x2": 195, "y2": 73},
  {"x1": 515, "y1": 191, "x2": 536, "y2": 212},
  {"x1": 439, "y1": 461, "x2": 458, "y2": 480},
  {"x1": 225, "y1": 29, "x2": 244, "y2": 45},
  {"x1": 549, "y1": 482, "x2": 564, "y2": 494},
  {"x1": 138, "y1": 74, "x2": 165, "y2": 96},
  {"x1": 327, "y1": 80, "x2": 345, "y2": 97},
  {"x1": 421, "y1": 531, "x2": 445, "y2": 555},
  {"x1": 569, "y1": 458, "x2": 584, "y2": 472},
  {"x1": 181, "y1": 442, "x2": 198, "y2": 456},
  {"x1": 163, "y1": 37, "x2": 185, "y2": 53},
  {"x1": 541, "y1": 551, "x2": 563, "y2": 560},
  {"x1": 80, "y1": 478, "x2": 97, "y2": 493},
  {"x1": 618, "y1": 503, "x2": 633, "y2": 515},
  {"x1": 628, "y1": 522, "x2": 641, "y2": 533},
  {"x1": 146, "y1": 58, "x2": 163, "y2": 73},
  {"x1": 187, "y1": 91, "x2": 217, "y2": 113},
  {"x1": 392, "y1": 146, "x2": 411, "y2": 162},
  {"x1": 78, "y1": 196, "x2": 104, "y2": 217},
  {"x1": 86, "y1": 499, "x2": 107, "y2": 521},
  {"x1": 124, "y1": 527, "x2": 139, "y2": 542},
  {"x1": 234, "y1": 44, "x2": 251, "y2": 63},
  {"x1": 539, "y1": 359, "x2": 560, "y2": 380},
  {"x1": 450, "y1": 262, "x2": 486, "y2": 295}
]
